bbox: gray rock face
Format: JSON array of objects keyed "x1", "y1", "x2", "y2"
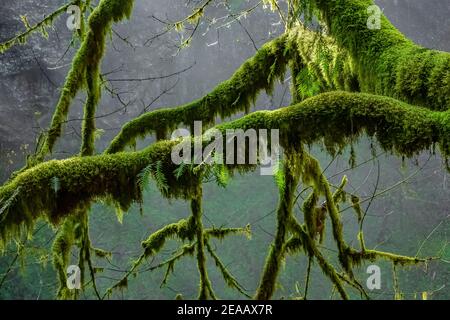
[{"x1": 0, "y1": 0, "x2": 72, "y2": 178}]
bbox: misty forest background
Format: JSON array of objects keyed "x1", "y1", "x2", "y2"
[{"x1": 0, "y1": 0, "x2": 449, "y2": 299}]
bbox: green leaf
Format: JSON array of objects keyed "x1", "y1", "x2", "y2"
[{"x1": 137, "y1": 163, "x2": 153, "y2": 191}]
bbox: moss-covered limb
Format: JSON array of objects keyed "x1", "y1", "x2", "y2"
[
  {"x1": 105, "y1": 34, "x2": 290, "y2": 154},
  {"x1": 80, "y1": 67, "x2": 101, "y2": 156},
  {"x1": 218, "y1": 91, "x2": 449, "y2": 158},
  {"x1": 52, "y1": 207, "x2": 102, "y2": 300},
  {"x1": 103, "y1": 254, "x2": 143, "y2": 298},
  {"x1": 255, "y1": 152, "x2": 301, "y2": 300},
  {"x1": 310, "y1": 156, "x2": 353, "y2": 275},
  {"x1": 103, "y1": 223, "x2": 250, "y2": 298},
  {"x1": 312, "y1": 0, "x2": 450, "y2": 110},
  {"x1": 77, "y1": 210, "x2": 102, "y2": 299},
  {"x1": 142, "y1": 222, "x2": 251, "y2": 256},
  {"x1": 204, "y1": 240, "x2": 252, "y2": 299},
  {"x1": 287, "y1": 215, "x2": 349, "y2": 300},
  {"x1": 52, "y1": 217, "x2": 77, "y2": 299},
  {"x1": 0, "y1": 141, "x2": 183, "y2": 246},
  {"x1": 300, "y1": 151, "x2": 352, "y2": 275},
  {"x1": 302, "y1": 190, "x2": 320, "y2": 242},
  {"x1": 1, "y1": 91, "x2": 449, "y2": 246},
  {"x1": 73, "y1": 212, "x2": 195, "y2": 299},
  {"x1": 104, "y1": 242, "x2": 196, "y2": 298},
  {"x1": 346, "y1": 247, "x2": 435, "y2": 267},
  {"x1": 204, "y1": 225, "x2": 251, "y2": 240},
  {"x1": 191, "y1": 191, "x2": 215, "y2": 300},
  {"x1": 0, "y1": 1, "x2": 80, "y2": 54},
  {"x1": 306, "y1": 242, "x2": 348, "y2": 300},
  {"x1": 33, "y1": 0, "x2": 134, "y2": 161},
  {"x1": 154, "y1": 243, "x2": 196, "y2": 274},
  {"x1": 141, "y1": 217, "x2": 196, "y2": 257},
  {"x1": 1, "y1": 91, "x2": 448, "y2": 231},
  {"x1": 55, "y1": 51, "x2": 103, "y2": 299},
  {"x1": 60, "y1": 84, "x2": 102, "y2": 299},
  {"x1": 290, "y1": 186, "x2": 429, "y2": 298}
]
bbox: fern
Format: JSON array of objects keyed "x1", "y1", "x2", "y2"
[
  {"x1": 297, "y1": 68, "x2": 320, "y2": 99},
  {"x1": 273, "y1": 161, "x2": 285, "y2": 193},
  {"x1": 213, "y1": 163, "x2": 229, "y2": 188},
  {"x1": 137, "y1": 161, "x2": 169, "y2": 193},
  {"x1": 174, "y1": 162, "x2": 188, "y2": 180},
  {"x1": 137, "y1": 163, "x2": 153, "y2": 191}
]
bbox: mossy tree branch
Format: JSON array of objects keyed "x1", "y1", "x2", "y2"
[
  {"x1": 1, "y1": 0, "x2": 449, "y2": 300},
  {"x1": 255, "y1": 150, "x2": 301, "y2": 299},
  {"x1": 1, "y1": 91, "x2": 449, "y2": 246},
  {"x1": 0, "y1": 1, "x2": 80, "y2": 54},
  {"x1": 105, "y1": 34, "x2": 289, "y2": 153},
  {"x1": 32, "y1": 0, "x2": 135, "y2": 163},
  {"x1": 313, "y1": 0, "x2": 450, "y2": 110}
]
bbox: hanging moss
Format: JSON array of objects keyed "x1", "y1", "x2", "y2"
[
  {"x1": 191, "y1": 190, "x2": 216, "y2": 300},
  {"x1": 218, "y1": 91, "x2": 449, "y2": 158},
  {"x1": 255, "y1": 151, "x2": 301, "y2": 300},
  {"x1": 1, "y1": 0, "x2": 448, "y2": 300},
  {"x1": 288, "y1": 214, "x2": 349, "y2": 300},
  {"x1": 1, "y1": 90, "x2": 449, "y2": 248},
  {"x1": 0, "y1": 141, "x2": 170, "y2": 246},
  {"x1": 205, "y1": 241, "x2": 251, "y2": 298},
  {"x1": 52, "y1": 217, "x2": 77, "y2": 299},
  {"x1": 205, "y1": 225, "x2": 251, "y2": 240},
  {"x1": 286, "y1": 24, "x2": 358, "y2": 95}
]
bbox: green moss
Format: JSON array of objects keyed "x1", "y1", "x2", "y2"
[
  {"x1": 205, "y1": 241, "x2": 251, "y2": 298},
  {"x1": 106, "y1": 35, "x2": 289, "y2": 154},
  {"x1": 286, "y1": 24, "x2": 358, "y2": 96},
  {"x1": 1, "y1": 91, "x2": 448, "y2": 248},
  {"x1": 255, "y1": 152, "x2": 301, "y2": 300},
  {"x1": 313, "y1": 0, "x2": 450, "y2": 110},
  {"x1": 80, "y1": 60, "x2": 101, "y2": 156},
  {"x1": 288, "y1": 215, "x2": 349, "y2": 300},
  {"x1": 2, "y1": 0, "x2": 444, "y2": 301},
  {"x1": 32, "y1": 0, "x2": 135, "y2": 161},
  {"x1": 141, "y1": 217, "x2": 195, "y2": 257},
  {"x1": 52, "y1": 217, "x2": 77, "y2": 299},
  {"x1": 0, "y1": 1, "x2": 78, "y2": 54},
  {"x1": 302, "y1": 191, "x2": 318, "y2": 239},
  {"x1": 191, "y1": 192, "x2": 215, "y2": 299},
  {"x1": 205, "y1": 225, "x2": 251, "y2": 240}
]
